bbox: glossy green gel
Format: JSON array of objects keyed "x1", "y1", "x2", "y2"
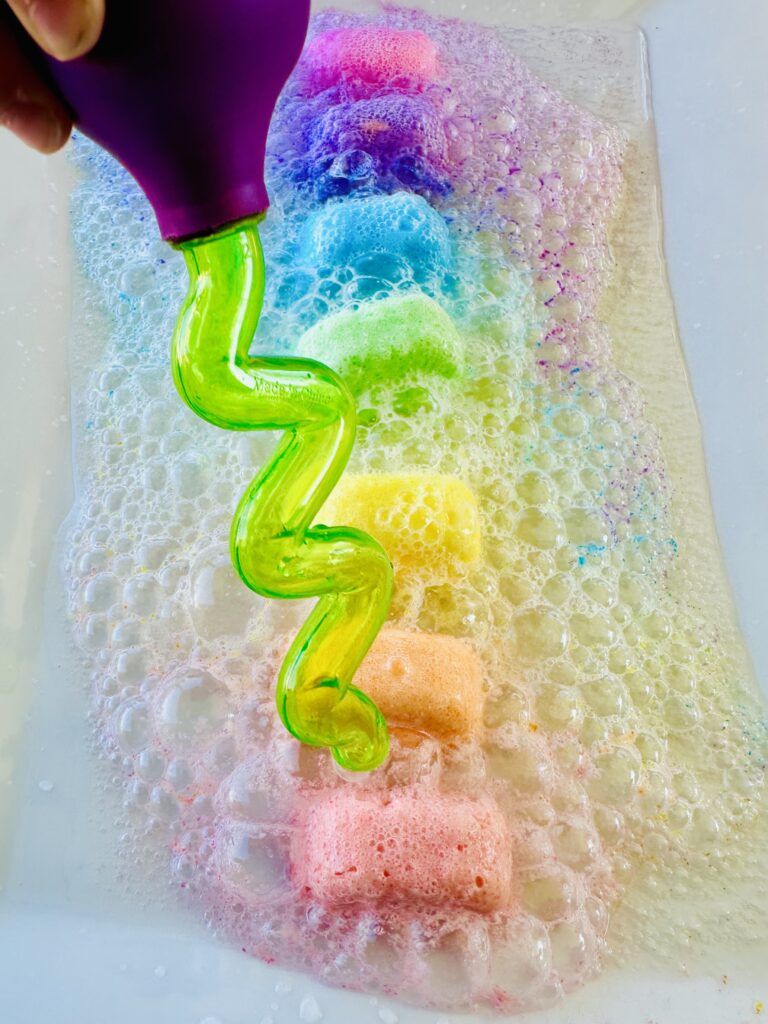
[{"x1": 171, "y1": 217, "x2": 393, "y2": 771}]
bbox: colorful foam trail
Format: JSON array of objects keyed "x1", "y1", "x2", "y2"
[
  {"x1": 171, "y1": 218, "x2": 392, "y2": 771},
  {"x1": 63, "y1": 7, "x2": 767, "y2": 1015}
]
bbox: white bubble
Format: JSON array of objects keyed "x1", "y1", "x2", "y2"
[
  {"x1": 216, "y1": 822, "x2": 293, "y2": 901},
  {"x1": 171, "y1": 453, "x2": 210, "y2": 498},
  {"x1": 114, "y1": 699, "x2": 152, "y2": 753},
  {"x1": 190, "y1": 544, "x2": 260, "y2": 640},
  {"x1": 298, "y1": 995, "x2": 323, "y2": 1023},
  {"x1": 82, "y1": 573, "x2": 118, "y2": 612},
  {"x1": 155, "y1": 668, "x2": 230, "y2": 746},
  {"x1": 123, "y1": 575, "x2": 162, "y2": 615}
]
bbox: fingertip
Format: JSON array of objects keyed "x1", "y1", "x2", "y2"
[{"x1": 3, "y1": 100, "x2": 71, "y2": 153}]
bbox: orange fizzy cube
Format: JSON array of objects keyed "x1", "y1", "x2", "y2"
[{"x1": 357, "y1": 626, "x2": 483, "y2": 740}]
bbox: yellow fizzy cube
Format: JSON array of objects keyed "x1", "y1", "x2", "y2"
[
  {"x1": 321, "y1": 473, "x2": 481, "y2": 575},
  {"x1": 356, "y1": 626, "x2": 484, "y2": 740}
]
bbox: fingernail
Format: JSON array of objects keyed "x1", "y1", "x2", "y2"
[
  {"x1": 26, "y1": 0, "x2": 99, "y2": 61},
  {"x1": 2, "y1": 99, "x2": 69, "y2": 153}
]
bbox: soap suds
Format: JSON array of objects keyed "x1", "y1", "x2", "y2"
[{"x1": 61, "y1": 8, "x2": 767, "y2": 1014}]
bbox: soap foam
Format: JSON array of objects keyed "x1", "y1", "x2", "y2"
[{"x1": 61, "y1": 7, "x2": 767, "y2": 1015}]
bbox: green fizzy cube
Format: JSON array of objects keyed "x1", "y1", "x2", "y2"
[{"x1": 296, "y1": 292, "x2": 464, "y2": 394}]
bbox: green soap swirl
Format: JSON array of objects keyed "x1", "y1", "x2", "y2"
[{"x1": 171, "y1": 216, "x2": 393, "y2": 771}]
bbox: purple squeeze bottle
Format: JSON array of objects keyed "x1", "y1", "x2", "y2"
[{"x1": 18, "y1": 0, "x2": 395, "y2": 772}]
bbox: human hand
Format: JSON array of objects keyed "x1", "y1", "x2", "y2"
[{"x1": 1, "y1": 0, "x2": 105, "y2": 153}]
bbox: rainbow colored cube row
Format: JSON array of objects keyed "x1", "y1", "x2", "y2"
[{"x1": 285, "y1": 27, "x2": 512, "y2": 913}]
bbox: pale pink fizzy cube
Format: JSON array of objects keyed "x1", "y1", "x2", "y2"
[{"x1": 293, "y1": 789, "x2": 513, "y2": 912}]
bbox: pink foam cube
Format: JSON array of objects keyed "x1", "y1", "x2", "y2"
[{"x1": 293, "y1": 789, "x2": 512, "y2": 912}]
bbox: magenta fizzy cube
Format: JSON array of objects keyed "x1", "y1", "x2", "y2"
[{"x1": 301, "y1": 27, "x2": 439, "y2": 94}]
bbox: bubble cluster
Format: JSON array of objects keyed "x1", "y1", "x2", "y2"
[
  {"x1": 63, "y1": 7, "x2": 766, "y2": 1016},
  {"x1": 278, "y1": 27, "x2": 448, "y2": 200}
]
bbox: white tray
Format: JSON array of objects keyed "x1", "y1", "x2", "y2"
[{"x1": 0, "y1": 0, "x2": 766, "y2": 1021}]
